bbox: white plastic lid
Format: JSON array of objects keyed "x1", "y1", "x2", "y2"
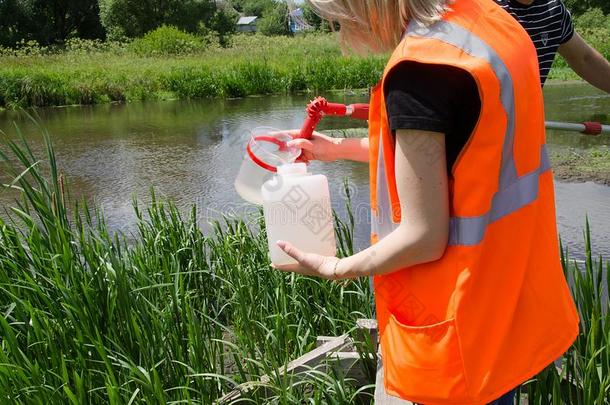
[{"x1": 277, "y1": 162, "x2": 308, "y2": 176}]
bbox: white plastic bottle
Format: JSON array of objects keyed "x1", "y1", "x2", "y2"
[{"x1": 261, "y1": 163, "x2": 336, "y2": 266}]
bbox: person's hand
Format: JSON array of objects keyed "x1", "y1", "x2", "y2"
[
  {"x1": 281, "y1": 130, "x2": 343, "y2": 163},
  {"x1": 273, "y1": 240, "x2": 343, "y2": 280}
]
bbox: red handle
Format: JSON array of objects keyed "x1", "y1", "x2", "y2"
[
  {"x1": 297, "y1": 98, "x2": 370, "y2": 140},
  {"x1": 350, "y1": 104, "x2": 370, "y2": 120},
  {"x1": 325, "y1": 102, "x2": 348, "y2": 115},
  {"x1": 297, "y1": 96, "x2": 327, "y2": 139}
]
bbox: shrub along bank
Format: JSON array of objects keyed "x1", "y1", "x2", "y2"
[
  {"x1": 0, "y1": 33, "x2": 384, "y2": 109},
  {"x1": 0, "y1": 12, "x2": 608, "y2": 109}
]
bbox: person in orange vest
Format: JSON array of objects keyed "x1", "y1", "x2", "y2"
[{"x1": 272, "y1": 0, "x2": 580, "y2": 404}]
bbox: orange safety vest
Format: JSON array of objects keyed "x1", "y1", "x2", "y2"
[{"x1": 369, "y1": 0, "x2": 580, "y2": 403}]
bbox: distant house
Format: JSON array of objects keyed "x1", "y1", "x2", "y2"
[
  {"x1": 288, "y1": 8, "x2": 313, "y2": 33},
  {"x1": 236, "y1": 16, "x2": 258, "y2": 33}
]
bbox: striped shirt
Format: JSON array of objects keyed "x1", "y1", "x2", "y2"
[{"x1": 495, "y1": 0, "x2": 574, "y2": 85}]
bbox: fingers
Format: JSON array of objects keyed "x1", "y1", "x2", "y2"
[
  {"x1": 272, "y1": 263, "x2": 311, "y2": 275},
  {"x1": 287, "y1": 138, "x2": 314, "y2": 151},
  {"x1": 276, "y1": 240, "x2": 305, "y2": 263}
]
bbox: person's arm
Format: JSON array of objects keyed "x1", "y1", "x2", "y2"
[
  {"x1": 275, "y1": 129, "x2": 449, "y2": 279},
  {"x1": 287, "y1": 132, "x2": 369, "y2": 163},
  {"x1": 559, "y1": 32, "x2": 610, "y2": 93},
  {"x1": 335, "y1": 137, "x2": 370, "y2": 162}
]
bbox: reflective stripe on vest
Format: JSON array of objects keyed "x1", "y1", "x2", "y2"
[{"x1": 372, "y1": 20, "x2": 553, "y2": 247}]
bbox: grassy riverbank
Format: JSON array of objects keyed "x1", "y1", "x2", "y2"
[
  {"x1": 0, "y1": 34, "x2": 384, "y2": 109},
  {"x1": 1, "y1": 22, "x2": 609, "y2": 109},
  {"x1": 549, "y1": 145, "x2": 610, "y2": 185},
  {"x1": 1, "y1": 132, "x2": 609, "y2": 403}
]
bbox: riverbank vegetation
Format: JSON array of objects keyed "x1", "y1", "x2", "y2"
[
  {"x1": 1, "y1": 132, "x2": 609, "y2": 403},
  {"x1": 0, "y1": 33, "x2": 384, "y2": 109},
  {"x1": 0, "y1": 132, "x2": 375, "y2": 403},
  {"x1": 0, "y1": 5, "x2": 608, "y2": 109}
]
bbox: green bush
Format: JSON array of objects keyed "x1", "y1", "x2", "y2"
[
  {"x1": 99, "y1": 0, "x2": 216, "y2": 39},
  {"x1": 129, "y1": 26, "x2": 207, "y2": 56},
  {"x1": 258, "y1": 3, "x2": 291, "y2": 36},
  {"x1": 233, "y1": 0, "x2": 275, "y2": 16},
  {"x1": 564, "y1": 0, "x2": 610, "y2": 17},
  {"x1": 64, "y1": 38, "x2": 127, "y2": 55},
  {"x1": 207, "y1": 9, "x2": 238, "y2": 47},
  {"x1": 549, "y1": 13, "x2": 609, "y2": 81},
  {"x1": 574, "y1": 8, "x2": 610, "y2": 30}
]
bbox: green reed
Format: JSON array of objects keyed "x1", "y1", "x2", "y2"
[
  {"x1": 0, "y1": 131, "x2": 608, "y2": 403},
  {"x1": 520, "y1": 222, "x2": 610, "y2": 404},
  {"x1": 0, "y1": 130, "x2": 373, "y2": 403}
]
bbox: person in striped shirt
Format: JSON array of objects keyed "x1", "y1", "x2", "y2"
[{"x1": 495, "y1": 0, "x2": 610, "y2": 92}]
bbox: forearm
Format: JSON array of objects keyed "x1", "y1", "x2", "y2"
[
  {"x1": 274, "y1": 130, "x2": 449, "y2": 280},
  {"x1": 337, "y1": 130, "x2": 448, "y2": 278},
  {"x1": 569, "y1": 51, "x2": 610, "y2": 93},
  {"x1": 560, "y1": 34, "x2": 610, "y2": 94},
  {"x1": 336, "y1": 222, "x2": 447, "y2": 278},
  {"x1": 334, "y1": 137, "x2": 369, "y2": 162}
]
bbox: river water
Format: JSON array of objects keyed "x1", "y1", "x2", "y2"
[{"x1": 0, "y1": 82, "x2": 609, "y2": 259}]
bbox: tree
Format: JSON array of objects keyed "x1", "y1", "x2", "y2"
[
  {"x1": 0, "y1": 0, "x2": 25, "y2": 46},
  {"x1": 563, "y1": 0, "x2": 610, "y2": 16},
  {"x1": 302, "y1": 3, "x2": 322, "y2": 31},
  {"x1": 258, "y1": 2, "x2": 290, "y2": 36},
  {"x1": 243, "y1": 0, "x2": 274, "y2": 16},
  {"x1": 0, "y1": 0, "x2": 104, "y2": 46},
  {"x1": 209, "y1": 9, "x2": 237, "y2": 46},
  {"x1": 98, "y1": 0, "x2": 216, "y2": 39},
  {"x1": 230, "y1": 0, "x2": 274, "y2": 16}
]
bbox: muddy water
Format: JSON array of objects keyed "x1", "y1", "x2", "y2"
[{"x1": 0, "y1": 83, "x2": 608, "y2": 259}]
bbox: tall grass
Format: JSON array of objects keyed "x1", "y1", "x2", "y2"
[
  {"x1": 0, "y1": 34, "x2": 385, "y2": 109},
  {"x1": 518, "y1": 226, "x2": 610, "y2": 404},
  {"x1": 0, "y1": 131, "x2": 374, "y2": 403},
  {"x1": 0, "y1": 131, "x2": 609, "y2": 403}
]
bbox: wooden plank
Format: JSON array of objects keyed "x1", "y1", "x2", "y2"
[
  {"x1": 217, "y1": 334, "x2": 351, "y2": 403},
  {"x1": 217, "y1": 319, "x2": 381, "y2": 403},
  {"x1": 316, "y1": 336, "x2": 336, "y2": 347},
  {"x1": 327, "y1": 351, "x2": 375, "y2": 387},
  {"x1": 355, "y1": 318, "x2": 379, "y2": 353},
  {"x1": 317, "y1": 335, "x2": 354, "y2": 352}
]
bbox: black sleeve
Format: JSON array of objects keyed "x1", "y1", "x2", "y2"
[
  {"x1": 384, "y1": 61, "x2": 481, "y2": 170},
  {"x1": 384, "y1": 62, "x2": 479, "y2": 133}
]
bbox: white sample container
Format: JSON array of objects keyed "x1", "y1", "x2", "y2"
[
  {"x1": 262, "y1": 163, "x2": 336, "y2": 266},
  {"x1": 234, "y1": 128, "x2": 300, "y2": 205}
]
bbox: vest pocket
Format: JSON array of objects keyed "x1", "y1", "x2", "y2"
[{"x1": 381, "y1": 314, "x2": 469, "y2": 402}]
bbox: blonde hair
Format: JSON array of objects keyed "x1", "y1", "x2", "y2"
[{"x1": 307, "y1": 0, "x2": 450, "y2": 52}]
